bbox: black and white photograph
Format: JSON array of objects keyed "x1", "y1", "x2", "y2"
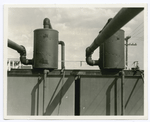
[{"x1": 3, "y1": 3, "x2": 148, "y2": 120}]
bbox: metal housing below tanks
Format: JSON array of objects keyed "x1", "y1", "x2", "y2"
[
  {"x1": 99, "y1": 29, "x2": 125, "y2": 69},
  {"x1": 33, "y1": 29, "x2": 59, "y2": 69},
  {"x1": 7, "y1": 69, "x2": 144, "y2": 116}
]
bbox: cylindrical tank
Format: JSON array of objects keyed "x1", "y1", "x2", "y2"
[
  {"x1": 33, "y1": 28, "x2": 59, "y2": 69},
  {"x1": 99, "y1": 29, "x2": 125, "y2": 69}
]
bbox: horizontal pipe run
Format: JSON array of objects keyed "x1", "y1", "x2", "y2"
[
  {"x1": 8, "y1": 39, "x2": 25, "y2": 55},
  {"x1": 8, "y1": 39, "x2": 33, "y2": 65},
  {"x1": 59, "y1": 41, "x2": 65, "y2": 72},
  {"x1": 86, "y1": 8, "x2": 144, "y2": 57}
]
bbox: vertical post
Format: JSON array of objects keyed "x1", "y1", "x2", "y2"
[
  {"x1": 43, "y1": 72, "x2": 45, "y2": 115},
  {"x1": 8, "y1": 60, "x2": 10, "y2": 71},
  {"x1": 43, "y1": 69, "x2": 49, "y2": 115},
  {"x1": 126, "y1": 39, "x2": 128, "y2": 69},
  {"x1": 114, "y1": 78, "x2": 117, "y2": 115},
  {"x1": 125, "y1": 36, "x2": 131, "y2": 69},
  {"x1": 59, "y1": 41, "x2": 65, "y2": 73},
  {"x1": 12, "y1": 61, "x2": 14, "y2": 69},
  {"x1": 19, "y1": 61, "x2": 21, "y2": 69},
  {"x1": 36, "y1": 76, "x2": 40, "y2": 115},
  {"x1": 75, "y1": 76, "x2": 80, "y2": 115},
  {"x1": 121, "y1": 70, "x2": 125, "y2": 115}
]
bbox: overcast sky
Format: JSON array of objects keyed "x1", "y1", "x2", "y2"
[{"x1": 7, "y1": 5, "x2": 144, "y2": 70}]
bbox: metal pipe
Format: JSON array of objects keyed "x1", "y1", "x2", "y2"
[
  {"x1": 86, "y1": 57, "x2": 99, "y2": 66},
  {"x1": 8, "y1": 39, "x2": 33, "y2": 65},
  {"x1": 8, "y1": 39, "x2": 25, "y2": 55},
  {"x1": 86, "y1": 47, "x2": 99, "y2": 66},
  {"x1": 86, "y1": 8, "x2": 144, "y2": 59},
  {"x1": 36, "y1": 76, "x2": 41, "y2": 115},
  {"x1": 59, "y1": 41, "x2": 65, "y2": 73},
  {"x1": 43, "y1": 72, "x2": 45, "y2": 115},
  {"x1": 43, "y1": 69, "x2": 49, "y2": 115},
  {"x1": 121, "y1": 70, "x2": 125, "y2": 115},
  {"x1": 126, "y1": 38, "x2": 128, "y2": 69}
]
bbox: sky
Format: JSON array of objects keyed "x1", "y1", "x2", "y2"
[{"x1": 7, "y1": 5, "x2": 144, "y2": 70}]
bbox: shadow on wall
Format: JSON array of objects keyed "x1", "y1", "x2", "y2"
[
  {"x1": 44, "y1": 76, "x2": 74, "y2": 115},
  {"x1": 30, "y1": 71, "x2": 143, "y2": 116},
  {"x1": 106, "y1": 77, "x2": 118, "y2": 115},
  {"x1": 125, "y1": 78, "x2": 140, "y2": 109},
  {"x1": 106, "y1": 77, "x2": 142, "y2": 115},
  {"x1": 31, "y1": 76, "x2": 43, "y2": 115},
  {"x1": 30, "y1": 75, "x2": 75, "y2": 115},
  {"x1": 30, "y1": 70, "x2": 80, "y2": 115}
]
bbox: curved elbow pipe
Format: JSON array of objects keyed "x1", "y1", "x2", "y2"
[
  {"x1": 20, "y1": 55, "x2": 33, "y2": 65},
  {"x1": 86, "y1": 57, "x2": 99, "y2": 66},
  {"x1": 8, "y1": 39, "x2": 33, "y2": 65},
  {"x1": 59, "y1": 41, "x2": 65, "y2": 72},
  {"x1": 86, "y1": 47, "x2": 99, "y2": 66}
]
